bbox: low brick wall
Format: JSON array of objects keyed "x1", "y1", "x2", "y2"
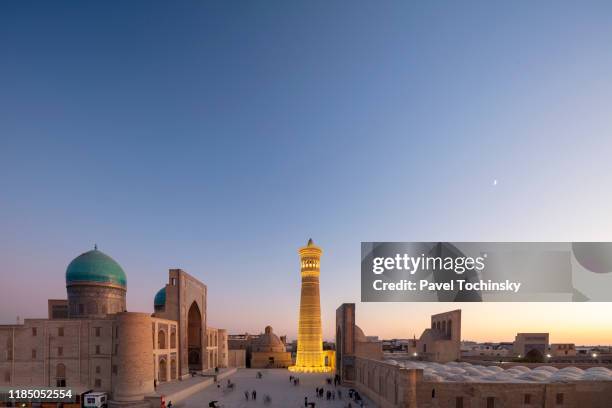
[{"x1": 350, "y1": 357, "x2": 612, "y2": 408}]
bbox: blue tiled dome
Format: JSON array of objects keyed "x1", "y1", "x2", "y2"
[
  {"x1": 154, "y1": 287, "x2": 166, "y2": 307},
  {"x1": 66, "y1": 248, "x2": 127, "y2": 288}
]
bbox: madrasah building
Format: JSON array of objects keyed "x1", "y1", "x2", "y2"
[
  {"x1": 0, "y1": 247, "x2": 228, "y2": 406},
  {"x1": 336, "y1": 303, "x2": 612, "y2": 407}
]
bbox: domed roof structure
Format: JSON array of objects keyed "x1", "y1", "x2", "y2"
[
  {"x1": 154, "y1": 287, "x2": 166, "y2": 307},
  {"x1": 66, "y1": 248, "x2": 127, "y2": 288},
  {"x1": 252, "y1": 326, "x2": 286, "y2": 353},
  {"x1": 355, "y1": 325, "x2": 367, "y2": 342}
]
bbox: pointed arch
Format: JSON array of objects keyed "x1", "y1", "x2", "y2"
[{"x1": 188, "y1": 301, "x2": 202, "y2": 370}]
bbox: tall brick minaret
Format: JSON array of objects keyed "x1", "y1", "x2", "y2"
[{"x1": 289, "y1": 238, "x2": 331, "y2": 373}]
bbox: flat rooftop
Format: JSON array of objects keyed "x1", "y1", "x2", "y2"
[{"x1": 175, "y1": 368, "x2": 373, "y2": 408}]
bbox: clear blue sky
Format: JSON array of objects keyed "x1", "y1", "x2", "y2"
[{"x1": 1, "y1": 1, "x2": 612, "y2": 343}]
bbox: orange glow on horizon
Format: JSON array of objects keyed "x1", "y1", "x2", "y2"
[{"x1": 352, "y1": 302, "x2": 612, "y2": 345}]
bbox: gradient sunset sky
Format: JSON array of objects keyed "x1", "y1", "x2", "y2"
[{"x1": 1, "y1": 1, "x2": 612, "y2": 344}]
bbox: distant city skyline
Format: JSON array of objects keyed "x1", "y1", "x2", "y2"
[
  {"x1": 3, "y1": 243, "x2": 611, "y2": 346},
  {"x1": 2, "y1": 2, "x2": 612, "y2": 345}
]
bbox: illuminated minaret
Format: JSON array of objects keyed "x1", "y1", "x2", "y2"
[{"x1": 289, "y1": 238, "x2": 331, "y2": 373}]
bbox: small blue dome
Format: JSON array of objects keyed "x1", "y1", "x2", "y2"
[{"x1": 154, "y1": 287, "x2": 166, "y2": 307}]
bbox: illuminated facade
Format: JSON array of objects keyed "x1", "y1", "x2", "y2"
[{"x1": 289, "y1": 239, "x2": 331, "y2": 373}]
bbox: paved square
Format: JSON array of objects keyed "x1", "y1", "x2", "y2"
[{"x1": 176, "y1": 369, "x2": 374, "y2": 408}]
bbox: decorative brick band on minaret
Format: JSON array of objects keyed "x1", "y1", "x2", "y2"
[{"x1": 289, "y1": 239, "x2": 332, "y2": 373}]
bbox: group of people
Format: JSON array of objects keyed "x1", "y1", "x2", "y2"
[
  {"x1": 314, "y1": 386, "x2": 341, "y2": 401},
  {"x1": 244, "y1": 389, "x2": 257, "y2": 400},
  {"x1": 242, "y1": 389, "x2": 272, "y2": 405},
  {"x1": 207, "y1": 372, "x2": 365, "y2": 408},
  {"x1": 348, "y1": 388, "x2": 364, "y2": 406},
  {"x1": 302, "y1": 377, "x2": 366, "y2": 408}
]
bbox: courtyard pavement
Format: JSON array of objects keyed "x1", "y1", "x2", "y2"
[{"x1": 175, "y1": 368, "x2": 375, "y2": 408}]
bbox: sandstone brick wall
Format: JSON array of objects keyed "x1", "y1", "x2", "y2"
[
  {"x1": 152, "y1": 317, "x2": 179, "y2": 382},
  {"x1": 112, "y1": 312, "x2": 154, "y2": 402},
  {"x1": 350, "y1": 356, "x2": 612, "y2": 408},
  {"x1": 0, "y1": 318, "x2": 114, "y2": 392},
  {"x1": 251, "y1": 351, "x2": 293, "y2": 368},
  {"x1": 353, "y1": 357, "x2": 408, "y2": 408},
  {"x1": 227, "y1": 349, "x2": 246, "y2": 368},
  {"x1": 217, "y1": 329, "x2": 228, "y2": 368},
  {"x1": 67, "y1": 285, "x2": 126, "y2": 318}
]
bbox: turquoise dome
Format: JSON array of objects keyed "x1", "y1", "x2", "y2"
[
  {"x1": 154, "y1": 287, "x2": 166, "y2": 307},
  {"x1": 66, "y1": 249, "x2": 127, "y2": 288}
]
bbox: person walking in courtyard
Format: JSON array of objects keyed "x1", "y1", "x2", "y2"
[
  {"x1": 244, "y1": 390, "x2": 249, "y2": 400},
  {"x1": 252, "y1": 389, "x2": 257, "y2": 400}
]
